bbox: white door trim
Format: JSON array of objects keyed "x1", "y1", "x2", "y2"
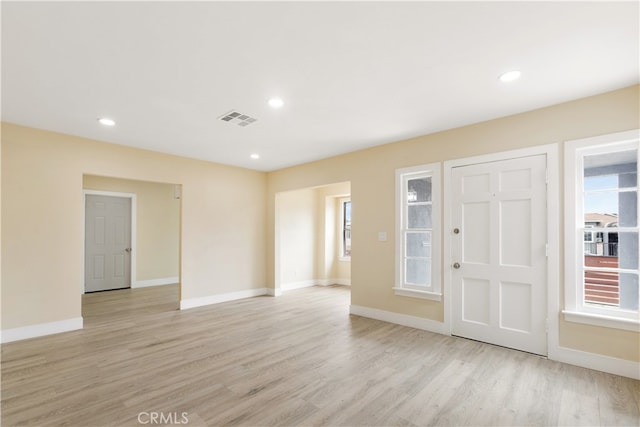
[
  {"x1": 443, "y1": 143, "x2": 559, "y2": 356},
  {"x1": 82, "y1": 190, "x2": 137, "y2": 294}
]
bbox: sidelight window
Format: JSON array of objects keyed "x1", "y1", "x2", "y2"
[
  {"x1": 394, "y1": 163, "x2": 441, "y2": 300},
  {"x1": 565, "y1": 130, "x2": 639, "y2": 330}
]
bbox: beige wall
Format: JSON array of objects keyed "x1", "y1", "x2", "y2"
[
  {"x1": 83, "y1": 175, "x2": 180, "y2": 283},
  {"x1": 266, "y1": 85, "x2": 640, "y2": 361},
  {"x1": 1, "y1": 124, "x2": 266, "y2": 330},
  {"x1": 278, "y1": 187, "x2": 318, "y2": 286},
  {"x1": 2, "y1": 85, "x2": 638, "y2": 362}
]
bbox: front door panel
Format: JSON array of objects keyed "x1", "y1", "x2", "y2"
[{"x1": 451, "y1": 155, "x2": 547, "y2": 355}]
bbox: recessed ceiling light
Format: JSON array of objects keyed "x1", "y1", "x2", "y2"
[
  {"x1": 499, "y1": 70, "x2": 521, "y2": 83},
  {"x1": 97, "y1": 117, "x2": 115, "y2": 126},
  {"x1": 268, "y1": 98, "x2": 284, "y2": 108},
  {"x1": 250, "y1": 153, "x2": 260, "y2": 159}
]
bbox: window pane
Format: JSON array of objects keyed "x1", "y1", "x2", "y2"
[
  {"x1": 583, "y1": 193, "x2": 637, "y2": 228},
  {"x1": 584, "y1": 149, "x2": 637, "y2": 228},
  {"x1": 618, "y1": 231, "x2": 639, "y2": 270},
  {"x1": 583, "y1": 232, "x2": 637, "y2": 269},
  {"x1": 619, "y1": 170, "x2": 638, "y2": 189},
  {"x1": 407, "y1": 177, "x2": 431, "y2": 203},
  {"x1": 583, "y1": 192, "x2": 619, "y2": 219},
  {"x1": 583, "y1": 231, "x2": 638, "y2": 310},
  {"x1": 619, "y1": 272, "x2": 639, "y2": 311},
  {"x1": 406, "y1": 232, "x2": 431, "y2": 258},
  {"x1": 344, "y1": 201, "x2": 352, "y2": 225},
  {"x1": 583, "y1": 150, "x2": 638, "y2": 227},
  {"x1": 408, "y1": 205, "x2": 432, "y2": 229},
  {"x1": 619, "y1": 191, "x2": 637, "y2": 227},
  {"x1": 584, "y1": 175, "x2": 618, "y2": 191},
  {"x1": 343, "y1": 228, "x2": 351, "y2": 256},
  {"x1": 406, "y1": 258, "x2": 430, "y2": 286},
  {"x1": 584, "y1": 149, "x2": 637, "y2": 179},
  {"x1": 342, "y1": 200, "x2": 352, "y2": 257},
  {"x1": 584, "y1": 268, "x2": 619, "y2": 307},
  {"x1": 583, "y1": 231, "x2": 617, "y2": 258}
]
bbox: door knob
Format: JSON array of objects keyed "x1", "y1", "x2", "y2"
[
  {"x1": 453, "y1": 262, "x2": 461, "y2": 269},
  {"x1": 453, "y1": 228, "x2": 460, "y2": 234},
  {"x1": 125, "y1": 248, "x2": 132, "y2": 253}
]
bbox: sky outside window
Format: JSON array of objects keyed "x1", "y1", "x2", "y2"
[{"x1": 584, "y1": 175, "x2": 618, "y2": 214}]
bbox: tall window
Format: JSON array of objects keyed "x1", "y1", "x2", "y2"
[
  {"x1": 340, "y1": 198, "x2": 351, "y2": 259},
  {"x1": 395, "y1": 163, "x2": 441, "y2": 300},
  {"x1": 565, "y1": 130, "x2": 639, "y2": 329}
]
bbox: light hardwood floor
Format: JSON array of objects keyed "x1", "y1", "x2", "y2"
[{"x1": 2, "y1": 285, "x2": 639, "y2": 426}]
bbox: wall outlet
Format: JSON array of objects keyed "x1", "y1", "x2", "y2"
[{"x1": 378, "y1": 232, "x2": 387, "y2": 242}]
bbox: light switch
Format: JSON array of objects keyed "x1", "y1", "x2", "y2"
[{"x1": 378, "y1": 232, "x2": 387, "y2": 242}]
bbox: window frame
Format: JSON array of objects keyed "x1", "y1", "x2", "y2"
[
  {"x1": 394, "y1": 163, "x2": 442, "y2": 301},
  {"x1": 564, "y1": 129, "x2": 640, "y2": 332},
  {"x1": 339, "y1": 197, "x2": 351, "y2": 261}
]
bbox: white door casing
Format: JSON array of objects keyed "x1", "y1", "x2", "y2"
[
  {"x1": 85, "y1": 194, "x2": 132, "y2": 292},
  {"x1": 450, "y1": 154, "x2": 548, "y2": 355}
]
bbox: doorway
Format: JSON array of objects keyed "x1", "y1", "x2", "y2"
[
  {"x1": 82, "y1": 175, "x2": 182, "y2": 321},
  {"x1": 275, "y1": 181, "x2": 351, "y2": 295},
  {"x1": 449, "y1": 154, "x2": 548, "y2": 355}
]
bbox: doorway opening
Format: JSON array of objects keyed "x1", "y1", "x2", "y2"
[
  {"x1": 82, "y1": 175, "x2": 181, "y2": 324},
  {"x1": 275, "y1": 181, "x2": 351, "y2": 296}
]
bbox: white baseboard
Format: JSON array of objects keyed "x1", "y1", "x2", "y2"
[
  {"x1": 180, "y1": 288, "x2": 268, "y2": 310},
  {"x1": 281, "y1": 280, "x2": 316, "y2": 291},
  {"x1": 266, "y1": 288, "x2": 282, "y2": 296},
  {"x1": 350, "y1": 304, "x2": 446, "y2": 335},
  {"x1": 1, "y1": 317, "x2": 83, "y2": 344},
  {"x1": 133, "y1": 277, "x2": 180, "y2": 288},
  {"x1": 550, "y1": 345, "x2": 640, "y2": 380},
  {"x1": 351, "y1": 302, "x2": 639, "y2": 379},
  {"x1": 317, "y1": 278, "x2": 351, "y2": 286}
]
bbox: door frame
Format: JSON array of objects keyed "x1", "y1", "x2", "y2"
[
  {"x1": 443, "y1": 143, "x2": 559, "y2": 356},
  {"x1": 82, "y1": 190, "x2": 137, "y2": 294}
]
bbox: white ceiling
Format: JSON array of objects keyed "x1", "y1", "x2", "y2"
[{"x1": 2, "y1": 1, "x2": 638, "y2": 172}]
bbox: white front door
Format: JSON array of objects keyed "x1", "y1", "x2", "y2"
[
  {"x1": 451, "y1": 154, "x2": 547, "y2": 355},
  {"x1": 85, "y1": 194, "x2": 132, "y2": 292}
]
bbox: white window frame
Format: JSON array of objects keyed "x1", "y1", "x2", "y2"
[
  {"x1": 564, "y1": 129, "x2": 640, "y2": 332},
  {"x1": 339, "y1": 197, "x2": 351, "y2": 261},
  {"x1": 394, "y1": 163, "x2": 441, "y2": 301}
]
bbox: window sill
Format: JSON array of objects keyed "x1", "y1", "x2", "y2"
[
  {"x1": 393, "y1": 287, "x2": 441, "y2": 301},
  {"x1": 562, "y1": 310, "x2": 640, "y2": 332}
]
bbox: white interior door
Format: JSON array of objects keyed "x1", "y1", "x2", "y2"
[
  {"x1": 85, "y1": 194, "x2": 132, "y2": 292},
  {"x1": 451, "y1": 154, "x2": 547, "y2": 355}
]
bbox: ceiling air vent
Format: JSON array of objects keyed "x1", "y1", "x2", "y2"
[{"x1": 218, "y1": 110, "x2": 258, "y2": 127}]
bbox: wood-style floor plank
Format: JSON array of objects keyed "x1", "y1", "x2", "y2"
[{"x1": 2, "y1": 284, "x2": 639, "y2": 426}]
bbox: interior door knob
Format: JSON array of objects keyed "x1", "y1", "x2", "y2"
[
  {"x1": 453, "y1": 228, "x2": 460, "y2": 234},
  {"x1": 453, "y1": 262, "x2": 461, "y2": 269}
]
